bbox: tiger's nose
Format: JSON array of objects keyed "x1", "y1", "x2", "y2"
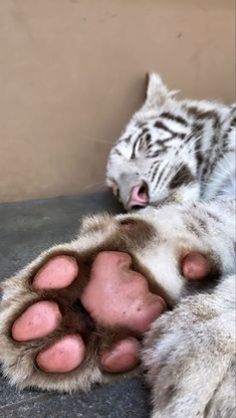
[{"x1": 128, "y1": 181, "x2": 149, "y2": 209}]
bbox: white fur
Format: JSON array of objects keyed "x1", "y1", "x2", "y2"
[{"x1": 106, "y1": 73, "x2": 235, "y2": 209}]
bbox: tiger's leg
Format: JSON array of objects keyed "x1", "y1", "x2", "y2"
[
  {"x1": 0, "y1": 213, "x2": 168, "y2": 391},
  {"x1": 0, "y1": 204, "x2": 224, "y2": 393}
]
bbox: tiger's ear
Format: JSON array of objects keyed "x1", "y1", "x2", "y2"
[{"x1": 144, "y1": 73, "x2": 169, "y2": 108}]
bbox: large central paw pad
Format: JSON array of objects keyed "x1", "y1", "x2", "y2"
[{"x1": 11, "y1": 252, "x2": 166, "y2": 375}]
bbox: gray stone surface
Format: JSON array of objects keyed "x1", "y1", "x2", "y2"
[{"x1": 0, "y1": 192, "x2": 150, "y2": 418}]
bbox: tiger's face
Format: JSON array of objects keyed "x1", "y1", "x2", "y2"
[{"x1": 106, "y1": 73, "x2": 200, "y2": 210}]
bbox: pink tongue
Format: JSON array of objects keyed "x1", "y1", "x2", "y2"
[
  {"x1": 129, "y1": 185, "x2": 149, "y2": 207},
  {"x1": 81, "y1": 251, "x2": 166, "y2": 333}
]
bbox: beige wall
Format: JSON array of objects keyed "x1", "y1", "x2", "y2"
[{"x1": 0, "y1": 0, "x2": 235, "y2": 202}]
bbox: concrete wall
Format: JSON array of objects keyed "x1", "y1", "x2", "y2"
[{"x1": 0, "y1": 0, "x2": 235, "y2": 202}]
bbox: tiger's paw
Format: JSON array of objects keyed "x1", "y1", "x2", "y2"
[
  {"x1": 0, "y1": 209, "x2": 216, "y2": 394},
  {"x1": 0, "y1": 214, "x2": 166, "y2": 392}
]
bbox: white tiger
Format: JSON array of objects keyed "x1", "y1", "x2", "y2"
[
  {"x1": 106, "y1": 73, "x2": 236, "y2": 208},
  {"x1": 0, "y1": 73, "x2": 235, "y2": 418}
]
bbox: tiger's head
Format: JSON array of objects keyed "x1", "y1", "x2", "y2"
[{"x1": 106, "y1": 73, "x2": 201, "y2": 210}]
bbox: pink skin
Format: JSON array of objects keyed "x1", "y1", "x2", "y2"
[
  {"x1": 182, "y1": 252, "x2": 211, "y2": 281},
  {"x1": 81, "y1": 251, "x2": 166, "y2": 333},
  {"x1": 36, "y1": 334, "x2": 85, "y2": 373},
  {"x1": 11, "y1": 251, "x2": 210, "y2": 374},
  {"x1": 101, "y1": 337, "x2": 141, "y2": 373},
  {"x1": 12, "y1": 301, "x2": 62, "y2": 341},
  {"x1": 34, "y1": 255, "x2": 79, "y2": 289},
  {"x1": 128, "y1": 184, "x2": 149, "y2": 209}
]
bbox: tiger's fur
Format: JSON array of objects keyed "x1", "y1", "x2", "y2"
[
  {"x1": 106, "y1": 73, "x2": 235, "y2": 207},
  {"x1": 105, "y1": 73, "x2": 236, "y2": 416},
  {"x1": 0, "y1": 73, "x2": 235, "y2": 417}
]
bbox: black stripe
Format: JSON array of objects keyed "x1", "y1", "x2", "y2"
[
  {"x1": 195, "y1": 142, "x2": 204, "y2": 170},
  {"x1": 187, "y1": 107, "x2": 219, "y2": 121},
  {"x1": 160, "y1": 112, "x2": 188, "y2": 126},
  {"x1": 146, "y1": 150, "x2": 161, "y2": 158},
  {"x1": 113, "y1": 148, "x2": 122, "y2": 156},
  {"x1": 187, "y1": 108, "x2": 221, "y2": 141},
  {"x1": 138, "y1": 133, "x2": 151, "y2": 152},
  {"x1": 191, "y1": 123, "x2": 204, "y2": 136},
  {"x1": 230, "y1": 116, "x2": 236, "y2": 127},
  {"x1": 169, "y1": 165, "x2": 195, "y2": 189},
  {"x1": 154, "y1": 120, "x2": 175, "y2": 134},
  {"x1": 130, "y1": 136, "x2": 139, "y2": 159},
  {"x1": 147, "y1": 143, "x2": 154, "y2": 151},
  {"x1": 141, "y1": 128, "x2": 149, "y2": 135},
  {"x1": 119, "y1": 135, "x2": 131, "y2": 144},
  {"x1": 150, "y1": 164, "x2": 159, "y2": 182},
  {"x1": 146, "y1": 138, "x2": 175, "y2": 157},
  {"x1": 190, "y1": 115, "x2": 220, "y2": 180}
]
